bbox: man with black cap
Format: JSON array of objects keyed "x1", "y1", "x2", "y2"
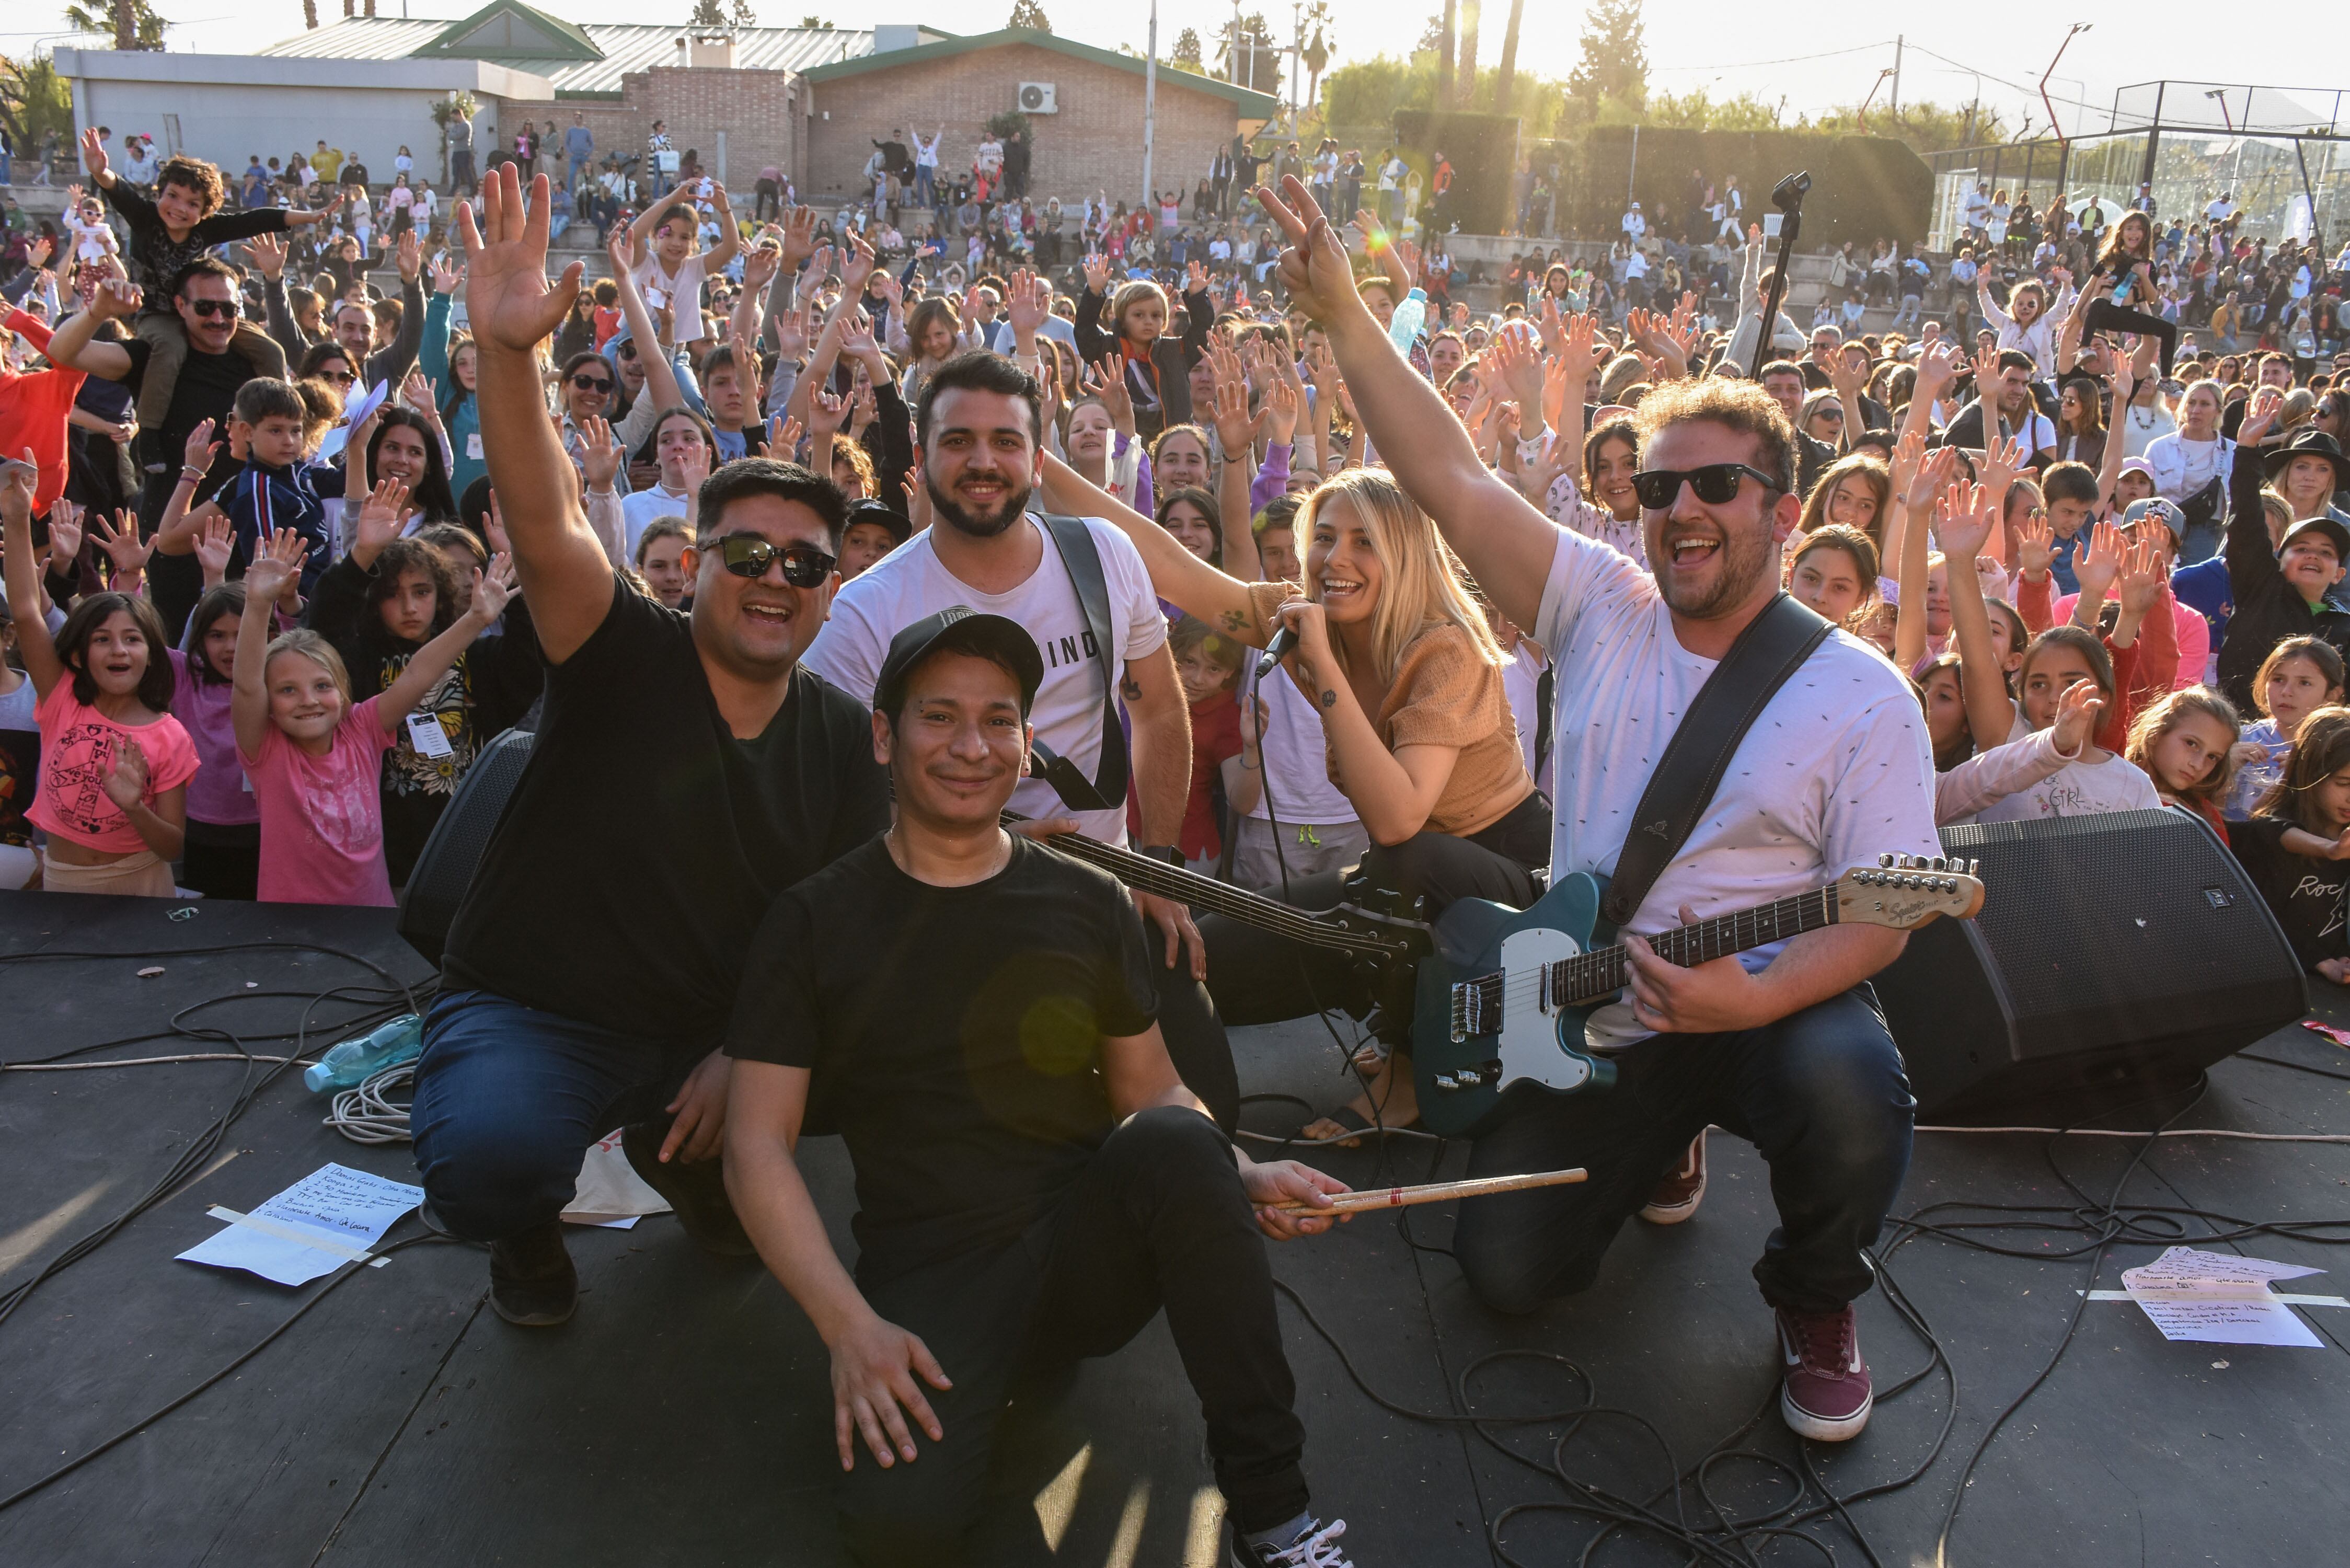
[
  {"x1": 724, "y1": 608, "x2": 1366, "y2": 1568},
  {"x1": 2217, "y1": 389, "x2": 2350, "y2": 713}
]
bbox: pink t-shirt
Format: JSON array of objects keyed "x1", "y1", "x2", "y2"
[
  {"x1": 168, "y1": 649, "x2": 260, "y2": 828},
  {"x1": 2049, "y1": 592, "x2": 2209, "y2": 692},
  {"x1": 239, "y1": 695, "x2": 397, "y2": 906},
  {"x1": 27, "y1": 682, "x2": 200, "y2": 853}
]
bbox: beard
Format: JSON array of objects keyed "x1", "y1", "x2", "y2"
[
  {"x1": 1652, "y1": 520, "x2": 1780, "y2": 621},
  {"x1": 926, "y1": 468, "x2": 1032, "y2": 538}
]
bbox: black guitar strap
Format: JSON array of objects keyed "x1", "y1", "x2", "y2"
[
  {"x1": 1028, "y1": 511, "x2": 1133, "y2": 813},
  {"x1": 1598, "y1": 592, "x2": 1836, "y2": 928}
]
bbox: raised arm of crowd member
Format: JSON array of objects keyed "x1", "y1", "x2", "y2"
[
  {"x1": 360, "y1": 229, "x2": 430, "y2": 392},
  {"x1": 2090, "y1": 342, "x2": 2136, "y2": 515},
  {"x1": 246, "y1": 232, "x2": 310, "y2": 360},
  {"x1": 1255, "y1": 181, "x2": 1552, "y2": 635},
  {"x1": 1207, "y1": 364, "x2": 1263, "y2": 582},
  {"x1": 1890, "y1": 432, "x2": 1947, "y2": 673},
  {"x1": 1899, "y1": 339, "x2": 1959, "y2": 454},
  {"x1": 458, "y1": 169, "x2": 616, "y2": 663},
  {"x1": 1936, "y1": 478, "x2": 2026, "y2": 756},
  {"x1": 762, "y1": 207, "x2": 817, "y2": 342},
  {"x1": 602, "y1": 230, "x2": 685, "y2": 453},
  {"x1": 42, "y1": 278, "x2": 142, "y2": 383},
  {"x1": 575, "y1": 416, "x2": 628, "y2": 566},
  {"x1": 783, "y1": 232, "x2": 877, "y2": 434}
]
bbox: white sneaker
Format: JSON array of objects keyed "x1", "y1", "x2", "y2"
[{"x1": 1232, "y1": 1516, "x2": 1356, "y2": 1567}]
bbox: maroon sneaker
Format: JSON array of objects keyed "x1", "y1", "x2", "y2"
[
  {"x1": 1638, "y1": 1130, "x2": 1708, "y2": 1225},
  {"x1": 1776, "y1": 1304, "x2": 1872, "y2": 1441}
]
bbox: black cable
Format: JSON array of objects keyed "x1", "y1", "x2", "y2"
[
  {"x1": 0, "y1": 1230, "x2": 456, "y2": 1515},
  {"x1": 2238, "y1": 1050, "x2": 2350, "y2": 1082}
]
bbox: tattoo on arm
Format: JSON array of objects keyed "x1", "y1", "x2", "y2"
[
  {"x1": 1320, "y1": 688, "x2": 1337, "y2": 709},
  {"x1": 1220, "y1": 608, "x2": 1250, "y2": 633},
  {"x1": 1122, "y1": 675, "x2": 1144, "y2": 701}
]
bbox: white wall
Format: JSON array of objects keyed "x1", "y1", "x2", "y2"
[{"x1": 55, "y1": 51, "x2": 551, "y2": 191}]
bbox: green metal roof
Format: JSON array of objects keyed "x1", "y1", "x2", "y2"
[
  {"x1": 411, "y1": 1, "x2": 603, "y2": 64},
  {"x1": 799, "y1": 27, "x2": 1280, "y2": 119}
]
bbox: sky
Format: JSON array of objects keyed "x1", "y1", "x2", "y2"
[{"x1": 10, "y1": 2, "x2": 2350, "y2": 141}]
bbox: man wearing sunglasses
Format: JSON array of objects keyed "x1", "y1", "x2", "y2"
[
  {"x1": 400, "y1": 168, "x2": 892, "y2": 1331},
  {"x1": 1259, "y1": 175, "x2": 1938, "y2": 1446}
]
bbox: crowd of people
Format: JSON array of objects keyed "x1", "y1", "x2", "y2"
[{"x1": 7, "y1": 112, "x2": 2350, "y2": 1566}]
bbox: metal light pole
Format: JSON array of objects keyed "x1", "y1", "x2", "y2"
[{"x1": 1143, "y1": 0, "x2": 1158, "y2": 224}]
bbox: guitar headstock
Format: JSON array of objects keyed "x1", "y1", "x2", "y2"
[{"x1": 1834, "y1": 852, "x2": 1986, "y2": 929}]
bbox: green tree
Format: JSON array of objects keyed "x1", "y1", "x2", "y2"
[
  {"x1": 65, "y1": 0, "x2": 167, "y2": 50},
  {"x1": 1171, "y1": 27, "x2": 1206, "y2": 75},
  {"x1": 1563, "y1": 0, "x2": 1646, "y2": 126},
  {"x1": 0, "y1": 54, "x2": 75, "y2": 158},
  {"x1": 1007, "y1": 0, "x2": 1049, "y2": 29},
  {"x1": 1491, "y1": 0, "x2": 1525, "y2": 114},
  {"x1": 1215, "y1": 13, "x2": 1281, "y2": 95},
  {"x1": 797, "y1": 14, "x2": 833, "y2": 27},
  {"x1": 1645, "y1": 87, "x2": 1779, "y2": 132},
  {"x1": 689, "y1": 0, "x2": 756, "y2": 24},
  {"x1": 1299, "y1": 2, "x2": 1331, "y2": 112}
]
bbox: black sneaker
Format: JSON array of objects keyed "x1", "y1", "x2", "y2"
[
  {"x1": 620, "y1": 1120, "x2": 757, "y2": 1257},
  {"x1": 488, "y1": 1221, "x2": 577, "y2": 1327},
  {"x1": 1232, "y1": 1517, "x2": 1356, "y2": 1567}
]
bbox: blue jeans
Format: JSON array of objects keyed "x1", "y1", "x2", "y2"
[
  {"x1": 1454, "y1": 986, "x2": 1915, "y2": 1316},
  {"x1": 914, "y1": 165, "x2": 935, "y2": 207},
  {"x1": 568, "y1": 153, "x2": 589, "y2": 193},
  {"x1": 410, "y1": 987, "x2": 708, "y2": 1241}
]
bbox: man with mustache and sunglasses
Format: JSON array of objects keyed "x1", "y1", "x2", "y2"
[
  {"x1": 399, "y1": 169, "x2": 891, "y2": 1330},
  {"x1": 1255, "y1": 176, "x2": 1939, "y2": 1445}
]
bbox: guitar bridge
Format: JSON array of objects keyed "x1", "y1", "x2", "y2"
[{"x1": 1449, "y1": 974, "x2": 1499, "y2": 1042}]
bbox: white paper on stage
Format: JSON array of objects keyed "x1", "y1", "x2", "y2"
[
  {"x1": 561, "y1": 1129, "x2": 673, "y2": 1229},
  {"x1": 178, "y1": 1163, "x2": 422, "y2": 1286},
  {"x1": 2116, "y1": 1247, "x2": 2326, "y2": 1348}
]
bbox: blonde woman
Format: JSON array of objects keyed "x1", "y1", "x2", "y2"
[{"x1": 1042, "y1": 456, "x2": 1546, "y2": 1142}]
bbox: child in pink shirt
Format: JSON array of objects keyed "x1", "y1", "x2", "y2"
[{"x1": 231, "y1": 517, "x2": 513, "y2": 905}]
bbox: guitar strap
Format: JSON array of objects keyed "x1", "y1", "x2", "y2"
[
  {"x1": 1027, "y1": 512, "x2": 1133, "y2": 813},
  {"x1": 1598, "y1": 592, "x2": 1836, "y2": 929}
]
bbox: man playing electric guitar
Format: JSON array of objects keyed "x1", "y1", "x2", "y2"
[{"x1": 1257, "y1": 177, "x2": 1942, "y2": 1443}]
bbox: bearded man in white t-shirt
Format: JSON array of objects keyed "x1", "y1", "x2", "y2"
[
  {"x1": 1255, "y1": 175, "x2": 1940, "y2": 1446},
  {"x1": 800, "y1": 350, "x2": 1239, "y2": 1130}
]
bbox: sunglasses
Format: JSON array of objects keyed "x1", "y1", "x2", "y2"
[
  {"x1": 708, "y1": 533, "x2": 837, "y2": 586},
  {"x1": 321, "y1": 370, "x2": 356, "y2": 385},
  {"x1": 186, "y1": 297, "x2": 240, "y2": 319},
  {"x1": 570, "y1": 373, "x2": 615, "y2": 393},
  {"x1": 1631, "y1": 463, "x2": 1780, "y2": 510}
]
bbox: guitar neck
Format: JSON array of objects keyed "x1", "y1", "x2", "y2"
[
  {"x1": 1550, "y1": 886, "x2": 1839, "y2": 1009},
  {"x1": 1004, "y1": 815, "x2": 1413, "y2": 960}
]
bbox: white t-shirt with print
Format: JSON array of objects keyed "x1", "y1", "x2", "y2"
[
  {"x1": 1967, "y1": 751, "x2": 2160, "y2": 822},
  {"x1": 803, "y1": 514, "x2": 1168, "y2": 845},
  {"x1": 1241, "y1": 663, "x2": 1354, "y2": 826},
  {"x1": 1531, "y1": 528, "x2": 1942, "y2": 1048},
  {"x1": 631, "y1": 251, "x2": 707, "y2": 317}
]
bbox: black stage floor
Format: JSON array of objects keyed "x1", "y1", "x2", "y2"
[{"x1": 4, "y1": 889, "x2": 2350, "y2": 1566}]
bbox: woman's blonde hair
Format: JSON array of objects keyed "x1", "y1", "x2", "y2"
[
  {"x1": 263, "y1": 628, "x2": 353, "y2": 708},
  {"x1": 1299, "y1": 468, "x2": 1502, "y2": 684}
]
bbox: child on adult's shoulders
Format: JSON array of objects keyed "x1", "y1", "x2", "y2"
[{"x1": 2230, "y1": 705, "x2": 2350, "y2": 984}]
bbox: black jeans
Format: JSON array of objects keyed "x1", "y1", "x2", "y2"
[
  {"x1": 2082, "y1": 297, "x2": 2179, "y2": 377},
  {"x1": 837, "y1": 1108, "x2": 1309, "y2": 1564},
  {"x1": 1454, "y1": 986, "x2": 1915, "y2": 1316},
  {"x1": 1158, "y1": 965, "x2": 1239, "y2": 1132},
  {"x1": 1204, "y1": 793, "x2": 1550, "y2": 1028}
]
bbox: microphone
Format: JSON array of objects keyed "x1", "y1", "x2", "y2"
[{"x1": 1256, "y1": 625, "x2": 1298, "y2": 678}]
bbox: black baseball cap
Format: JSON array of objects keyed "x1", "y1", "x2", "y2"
[
  {"x1": 844, "y1": 497, "x2": 911, "y2": 547},
  {"x1": 871, "y1": 607, "x2": 1045, "y2": 719}
]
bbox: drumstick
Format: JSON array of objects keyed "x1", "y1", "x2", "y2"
[{"x1": 1266, "y1": 1167, "x2": 1587, "y2": 1215}]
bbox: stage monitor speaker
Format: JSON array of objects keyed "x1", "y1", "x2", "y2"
[
  {"x1": 396, "y1": 727, "x2": 536, "y2": 967},
  {"x1": 1874, "y1": 808, "x2": 2308, "y2": 1123}
]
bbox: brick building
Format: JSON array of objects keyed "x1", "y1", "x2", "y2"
[{"x1": 800, "y1": 29, "x2": 1276, "y2": 207}]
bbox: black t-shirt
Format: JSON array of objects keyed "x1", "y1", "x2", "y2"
[
  {"x1": 727, "y1": 835, "x2": 1159, "y2": 1286},
  {"x1": 442, "y1": 579, "x2": 890, "y2": 1044},
  {"x1": 2230, "y1": 817, "x2": 2348, "y2": 973},
  {"x1": 120, "y1": 335, "x2": 251, "y2": 472}
]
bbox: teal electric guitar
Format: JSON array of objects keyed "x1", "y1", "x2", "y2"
[{"x1": 1411, "y1": 854, "x2": 1986, "y2": 1138}]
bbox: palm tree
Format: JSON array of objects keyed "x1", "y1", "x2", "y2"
[
  {"x1": 1455, "y1": 0, "x2": 1480, "y2": 107},
  {"x1": 1436, "y1": 0, "x2": 1456, "y2": 107},
  {"x1": 1300, "y1": 9, "x2": 1330, "y2": 116},
  {"x1": 1492, "y1": 0, "x2": 1524, "y2": 112}
]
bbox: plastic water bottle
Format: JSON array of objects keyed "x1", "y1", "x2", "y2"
[{"x1": 304, "y1": 1014, "x2": 424, "y2": 1094}]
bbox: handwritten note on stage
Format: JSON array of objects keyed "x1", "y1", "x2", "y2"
[
  {"x1": 178, "y1": 1163, "x2": 423, "y2": 1286},
  {"x1": 2119, "y1": 1247, "x2": 2327, "y2": 1348}
]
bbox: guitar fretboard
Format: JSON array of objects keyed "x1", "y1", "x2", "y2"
[{"x1": 1545, "y1": 887, "x2": 1839, "y2": 1008}]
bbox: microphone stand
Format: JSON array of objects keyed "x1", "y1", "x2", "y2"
[{"x1": 1749, "y1": 194, "x2": 1806, "y2": 380}]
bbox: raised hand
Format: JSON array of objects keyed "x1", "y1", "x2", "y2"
[
  {"x1": 1005, "y1": 268, "x2": 1049, "y2": 343},
  {"x1": 2118, "y1": 536, "x2": 2167, "y2": 616},
  {"x1": 2014, "y1": 513, "x2": 2055, "y2": 578},
  {"x1": 79, "y1": 126, "x2": 109, "y2": 182},
  {"x1": 838, "y1": 306, "x2": 879, "y2": 360},
  {"x1": 193, "y1": 514, "x2": 234, "y2": 584},
  {"x1": 396, "y1": 227, "x2": 423, "y2": 284},
  {"x1": 1265, "y1": 372, "x2": 1299, "y2": 445},
  {"x1": 2073, "y1": 518, "x2": 2127, "y2": 602},
  {"x1": 100, "y1": 734, "x2": 149, "y2": 811},
  {"x1": 1913, "y1": 339, "x2": 1960, "y2": 406},
  {"x1": 741, "y1": 242, "x2": 780, "y2": 295},
  {"x1": 577, "y1": 415, "x2": 622, "y2": 490},
  {"x1": 44, "y1": 500, "x2": 84, "y2": 569},
  {"x1": 1931, "y1": 479, "x2": 1997, "y2": 563},
  {"x1": 1488, "y1": 327, "x2": 1546, "y2": 412},
  {"x1": 1086, "y1": 354, "x2": 1135, "y2": 430},
  {"x1": 766, "y1": 412, "x2": 807, "y2": 464},
  {"x1": 401, "y1": 369, "x2": 436, "y2": 414},
  {"x1": 246, "y1": 232, "x2": 287, "y2": 281},
  {"x1": 90, "y1": 508, "x2": 153, "y2": 577},
  {"x1": 2049, "y1": 678, "x2": 2104, "y2": 756},
  {"x1": 839, "y1": 227, "x2": 878, "y2": 296},
  {"x1": 244, "y1": 524, "x2": 310, "y2": 604},
  {"x1": 466, "y1": 551, "x2": 518, "y2": 625},
  {"x1": 1186, "y1": 258, "x2": 1209, "y2": 296},
  {"x1": 2240, "y1": 387, "x2": 2285, "y2": 445},
  {"x1": 431, "y1": 251, "x2": 465, "y2": 297},
  {"x1": 1254, "y1": 177, "x2": 1358, "y2": 329},
  {"x1": 1081, "y1": 251, "x2": 1110, "y2": 295},
  {"x1": 484, "y1": 492, "x2": 512, "y2": 559},
  {"x1": 1211, "y1": 366, "x2": 1254, "y2": 457},
  {"x1": 678, "y1": 433, "x2": 712, "y2": 497},
  {"x1": 354, "y1": 477, "x2": 412, "y2": 559},
  {"x1": 808, "y1": 387, "x2": 848, "y2": 447},
  {"x1": 779, "y1": 206, "x2": 818, "y2": 269},
  {"x1": 1980, "y1": 433, "x2": 2025, "y2": 506},
  {"x1": 182, "y1": 417, "x2": 221, "y2": 477},
  {"x1": 89, "y1": 278, "x2": 142, "y2": 322},
  {"x1": 458, "y1": 167, "x2": 583, "y2": 355}
]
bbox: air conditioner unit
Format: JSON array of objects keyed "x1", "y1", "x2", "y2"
[{"x1": 1018, "y1": 82, "x2": 1058, "y2": 114}]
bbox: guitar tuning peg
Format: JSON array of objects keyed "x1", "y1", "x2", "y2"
[
  {"x1": 1931, "y1": 855, "x2": 1948, "y2": 871},
  {"x1": 1968, "y1": 859, "x2": 1980, "y2": 876},
  {"x1": 1879, "y1": 852, "x2": 1896, "y2": 868}
]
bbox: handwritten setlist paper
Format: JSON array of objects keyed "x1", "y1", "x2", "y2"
[
  {"x1": 178, "y1": 1163, "x2": 423, "y2": 1287},
  {"x1": 2119, "y1": 1247, "x2": 2326, "y2": 1348}
]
